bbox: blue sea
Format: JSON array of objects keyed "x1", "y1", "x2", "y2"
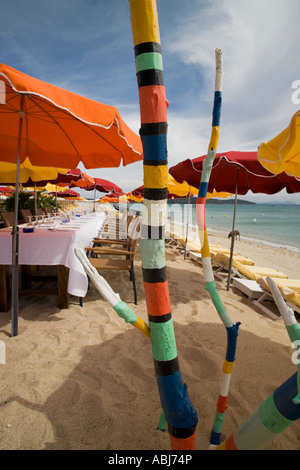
[{"x1": 128, "y1": 202, "x2": 300, "y2": 252}]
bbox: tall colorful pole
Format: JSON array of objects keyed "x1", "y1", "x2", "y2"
[
  {"x1": 129, "y1": 0, "x2": 198, "y2": 450},
  {"x1": 195, "y1": 49, "x2": 241, "y2": 447}
]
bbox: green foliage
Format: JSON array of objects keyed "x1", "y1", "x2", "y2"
[{"x1": 1, "y1": 191, "x2": 59, "y2": 217}]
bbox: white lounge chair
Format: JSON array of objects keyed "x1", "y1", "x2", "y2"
[{"x1": 232, "y1": 277, "x2": 281, "y2": 320}]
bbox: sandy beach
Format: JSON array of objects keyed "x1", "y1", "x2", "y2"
[{"x1": 0, "y1": 229, "x2": 299, "y2": 450}]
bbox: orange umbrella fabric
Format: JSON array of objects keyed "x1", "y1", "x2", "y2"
[
  {"x1": 0, "y1": 64, "x2": 143, "y2": 169},
  {"x1": 49, "y1": 189, "x2": 80, "y2": 198},
  {"x1": 0, "y1": 64, "x2": 143, "y2": 337},
  {"x1": 0, "y1": 186, "x2": 14, "y2": 195},
  {"x1": 74, "y1": 177, "x2": 122, "y2": 194}
]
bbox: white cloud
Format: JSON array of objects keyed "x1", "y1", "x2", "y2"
[{"x1": 164, "y1": 0, "x2": 300, "y2": 146}]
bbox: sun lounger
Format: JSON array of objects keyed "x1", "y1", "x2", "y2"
[
  {"x1": 189, "y1": 250, "x2": 254, "y2": 273},
  {"x1": 232, "y1": 277, "x2": 281, "y2": 320},
  {"x1": 212, "y1": 252, "x2": 288, "y2": 283},
  {"x1": 232, "y1": 276, "x2": 299, "y2": 321},
  {"x1": 257, "y1": 277, "x2": 300, "y2": 314},
  {"x1": 166, "y1": 231, "x2": 236, "y2": 259}
]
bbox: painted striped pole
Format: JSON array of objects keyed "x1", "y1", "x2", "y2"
[
  {"x1": 266, "y1": 277, "x2": 300, "y2": 404},
  {"x1": 217, "y1": 372, "x2": 300, "y2": 450},
  {"x1": 217, "y1": 278, "x2": 300, "y2": 449},
  {"x1": 194, "y1": 49, "x2": 241, "y2": 448},
  {"x1": 129, "y1": 0, "x2": 198, "y2": 450}
]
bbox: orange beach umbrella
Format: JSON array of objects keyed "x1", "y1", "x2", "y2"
[
  {"x1": 0, "y1": 63, "x2": 143, "y2": 336},
  {"x1": 0, "y1": 64, "x2": 142, "y2": 169}
]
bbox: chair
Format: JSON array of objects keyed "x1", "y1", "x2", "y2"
[
  {"x1": 44, "y1": 206, "x2": 53, "y2": 215},
  {"x1": 99, "y1": 211, "x2": 134, "y2": 240},
  {"x1": 232, "y1": 277, "x2": 281, "y2": 320},
  {"x1": 93, "y1": 214, "x2": 136, "y2": 247},
  {"x1": 20, "y1": 208, "x2": 33, "y2": 223},
  {"x1": 257, "y1": 277, "x2": 300, "y2": 315},
  {"x1": 0, "y1": 211, "x2": 15, "y2": 227},
  {"x1": 189, "y1": 250, "x2": 254, "y2": 274},
  {"x1": 35, "y1": 208, "x2": 45, "y2": 217},
  {"x1": 211, "y1": 252, "x2": 288, "y2": 283},
  {"x1": 85, "y1": 217, "x2": 141, "y2": 304},
  {"x1": 166, "y1": 230, "x2": 239, "y2": 260}
]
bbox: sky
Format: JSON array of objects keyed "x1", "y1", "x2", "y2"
[{"x1": 1, "y1": 0, "x2": 300, "y2": 204}]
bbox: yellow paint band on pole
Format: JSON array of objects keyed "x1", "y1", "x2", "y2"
[
  {"x1": 208, "y1": 126, "x2": 220, "y2": 151},
  {"x1": 143, "y1": 164, "x2": 168, "y2": 188},
  {"x1": 133, "y1": 318, "x2": 151, "y2": 338},
  {"x1": 130, "y1": 0, "x2": 160, "y2": 46},
  {"x1": 223, "y1": 360, "x2": 234, "y2": 374}
]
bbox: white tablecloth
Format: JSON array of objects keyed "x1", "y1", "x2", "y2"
[{"x1": 0, "y1": 212, "x2": 105, "y2": 297}]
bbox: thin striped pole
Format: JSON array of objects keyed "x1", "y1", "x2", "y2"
[
  {"x1": 217, "y1": 372, "x2": 300, "y2": 450},
  {"x1": 195, "y1": 49, "x2": 241, "y2": 448},
  {"x1": 217, "y1": 268, "x2": 300, "y2": 449},
  {"x1": 129, "y1": 0, "x2": 198, "y2": 450}
]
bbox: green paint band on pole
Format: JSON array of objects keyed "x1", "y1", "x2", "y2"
[
  {"x1": 286, "y1": 323, "x2": 300, "y2": 343},
  {"x1": 157, "y1": 410, "x2": 167, "y2": 431},
  {"x1": 149, "y1": 319, "x2": 178, "y2": 362},
  {"x1": 135, "y1": 52, "x2": 163, "y2": 72},
  {"x1": 114, "y1": 300, "x2": 138, "y2": 325},
  {"x1": 205, "y1": 281, "x2": 233, "y2": 328},
  {"x1": 140, "y1": 239, "x2": 166, "y2": 269},
  {"x1": 258, "y1": 394, "x2": 293, "y2": 434},
  {"x1": 233, "y1": 407, "x2": 278, "y2": 450},
  {"x1": 285, "y1": 325, "x2": 300, "y2": 403},
  {"x1": 201, "y1": 150, "x2": 216, "y2": 183},
  {"x1": 212, "y1": 411, "x2": 226, "y2": 433}
]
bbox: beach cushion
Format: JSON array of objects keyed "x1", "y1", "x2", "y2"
[
  {"x1": 215, "y1": 253, "x2": 288, "y2": 281},
  {"x1": 169, "y1": 233, "x2": 232, "y2": 256},
  {"x1": 211, "y1": 251, "x2": 254, "y2": 266},
  {"x1": 258, "y1": 278, "x2": 300, "y2": 308},
  {"x1": 257, "y1": 278, "x2": 300, "y2": 293}
]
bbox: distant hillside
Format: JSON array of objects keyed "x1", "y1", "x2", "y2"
[{"x1": 167, "y1": 197, "x2": 255, "y2": 205}]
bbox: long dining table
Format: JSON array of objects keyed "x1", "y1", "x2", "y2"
[{"x1": 0, "y1": 211, "x2": 105, "y2": 311}]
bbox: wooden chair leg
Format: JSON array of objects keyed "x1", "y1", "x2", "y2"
[{"x1": 130, "y1": 262, "x2": 137, "y2": 305}]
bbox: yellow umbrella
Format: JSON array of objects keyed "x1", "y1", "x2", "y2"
[
  {"x1": 167, "y1": 174, "x2": 198, "y2": 197},
  {"x1": 126, "y1": 192, "x2": 144, "y2": 202},
  {"x1": 44, "y1": 183, "x2": 68, "y2": 192},
  {"x1": 0, "y1": 158, "x2": 69, "y2": 215},
  {"x1": 206, "y1": 189, "x2": 233, "y2": 199},
  {"x1": 258, "y1": 109, "x2": 300, "y2": 177},
  {"x1": 0, "y1": 157, "x2": 68, "y2": 184},
  {"x1": 168, "y1": 175, "x2": 232, "y2": 199}
]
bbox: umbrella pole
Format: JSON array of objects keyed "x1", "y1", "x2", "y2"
[
  {"x1": 184, "y1": 189, "x2": 191, "y2": 260},
  {"x1": 34, "y1": 183, "x2": 37, "y2": 215},
  {"x1": 11, "y1": 95, "x2": 25, "y2": 337},
  {"x1": 226, "y1": 170, "x2": 239, "y2": 291},
  {"x1": 93, "y1": 188, "x2": 96, "y2": 212},
  {"x1": 55, "y1": 185, "x2": 58, "y2": 214}
]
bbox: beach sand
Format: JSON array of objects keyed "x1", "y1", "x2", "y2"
[{"x1": 0, "y1": 231, "x2": 299, "y2": 450}]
